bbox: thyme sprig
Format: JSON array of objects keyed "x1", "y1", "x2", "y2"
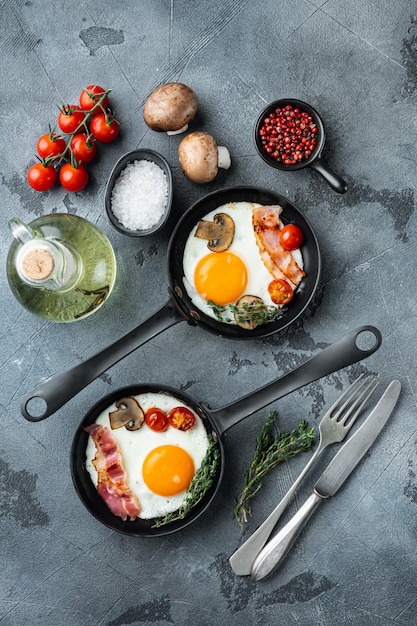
[
  {"x1": 234, "y1": 411, "x2": 315, "y2": 527},
  {"x1": 153, "y1": 434, "x2": 221, "y2": 528},
  {"x1": 207, "y1": 300, "x2": 283, "y2": 326}
]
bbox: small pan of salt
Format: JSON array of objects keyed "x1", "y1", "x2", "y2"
[{"x1": 105, "y1": 149, "x2": 173, "y2": 236}]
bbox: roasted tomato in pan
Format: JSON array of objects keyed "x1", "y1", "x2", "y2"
[
  {"x1": 279, "y1": 224, "x2": 303, "y2": 251},
  {"x1": 167, "y1": 406, "x2": 196, "y2": 431},
  {"x1": 145, "y1": 408, "x2": 169, "y2": 432},
  {"x1": 268, "y1": 278, "x2": 294, "y2": 305}
]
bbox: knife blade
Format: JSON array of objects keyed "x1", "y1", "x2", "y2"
[{"x1": 250, "y1": 379, "x2": 401, "y2": 582}]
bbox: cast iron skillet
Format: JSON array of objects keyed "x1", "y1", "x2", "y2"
[
  {"x1": 22, "y1": 186, "x2": 321, "y2": 421},
  {"x1": 254, "y1": 99, "x2": 348, "y2": 194},
  {"x1": 71, "y1": 325, "x2": 381, "y2": 537}
]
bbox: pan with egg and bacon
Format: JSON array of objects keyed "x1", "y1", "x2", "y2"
[
  {"x1": 72, "y1": 324, "x2": 382, "y2": 537},
  {"x1": 22, "y1": 186, "x2": 320, "y2": 421},
  {"x1": 180, "y1": 193, "x2": 310, "y2": 332}
]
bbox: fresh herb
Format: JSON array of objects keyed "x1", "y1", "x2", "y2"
[
  {"x1": 234, "y1": 411, "x2": 315, "y2": 527},
  {"x1": 207, "y1": 300, "x2": 283, "y2": 326},
  {"x1": 153, "y1": 434, "x2": 221, "y2": 528}
]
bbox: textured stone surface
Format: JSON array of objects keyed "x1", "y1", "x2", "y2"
[{"x1": 1, "y1": 1, "x2": 417, "y2": 624}]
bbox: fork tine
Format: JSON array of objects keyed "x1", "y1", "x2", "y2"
[
  {"x1": 335, "y1": 376, "x2": 379, "y2": 427},
  {"x1": 327, "y1": 372, "x2": 367, "y2": 412},
  {"x1": 329, "y1": 374, "x2": 370, "y2": 417}
]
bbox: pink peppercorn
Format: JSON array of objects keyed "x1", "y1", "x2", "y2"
[{"x1": 258, "y1": 105, "x2": 318, "y2": 165}]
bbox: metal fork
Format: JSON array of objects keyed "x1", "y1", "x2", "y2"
[{"x1": 229, "y1": 374, "x2": 379, "y2": 576}]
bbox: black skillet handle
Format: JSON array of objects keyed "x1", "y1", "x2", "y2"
[
  {"x1": 309, "y1": 157, "x2": 347, "y2": 194},
  {"x1": 21, "y1": 299, "x2": 184, "y2": 422},
  {"x1": 211, "y1": 325, "x2": 382, "y2": 436}
]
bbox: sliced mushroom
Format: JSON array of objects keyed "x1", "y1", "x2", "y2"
[
  {"x1": 234, "y1": 295, "x2": 265, "y2": 330},
  {"x1": 143, "y1": 83, "x2": 198, "y2": 135},
  {"x1": 178, "y1": 131, "x2": 231, "y2": 183},
  {"x1": 109, "y1": 397, "x2": 144, "y2": 431},
  {"x1": 195, "y1": 212, "x2": 235, "y2": 252}
]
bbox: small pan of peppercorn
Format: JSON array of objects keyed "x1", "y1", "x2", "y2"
[{"x1": 254, "y1": 98, "x2": 347, "y2": 194}]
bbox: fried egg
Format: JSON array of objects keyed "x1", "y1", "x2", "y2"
[
  {"x1": 85, "y1": 392, "x2": 209, "y2": 519},
  {"x1": 182, "y1": 201, "x2": 303, "y2": 323}
]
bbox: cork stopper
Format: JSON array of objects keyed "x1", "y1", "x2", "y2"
[{"x1": 21, "y1": 248, "x2": 55, "y2": 281}]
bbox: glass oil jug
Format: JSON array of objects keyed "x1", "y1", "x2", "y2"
[{"x1": 7, "y1": 214, "x2": 117, "y2": 322}]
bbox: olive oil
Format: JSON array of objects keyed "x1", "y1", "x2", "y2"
[{"x1": 7, "y1": 214, "x2": 117, "y2": 322}]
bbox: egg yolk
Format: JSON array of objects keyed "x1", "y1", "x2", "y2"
[
  {"x1": 194, "y1": 251, "x2": 248, "y2": 305},
  {"x1": 142, "y1": 445, "x2": 195, "y2": 496}
]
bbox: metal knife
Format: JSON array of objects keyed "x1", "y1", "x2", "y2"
[{"x1": 250, "y1": 379, "x2": 401, "y2": 582}]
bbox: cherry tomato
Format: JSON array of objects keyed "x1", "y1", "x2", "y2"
[
  {"x1": 90, "y1": 113, "x2": 119, "y2": 143},
  {"x1": 167, "y1": 406, "x2": 196, "y2": 431},
  {"x1": 36, "y1": 133, "x2": 66, "y2": 160},
  {"x1": 59, "y1": 163, "x2": 88, "y2": 192},
  {"x1": 27, "y1": 162, "x2": 57, "y2": 192},
  {"x1": 57, "y1": 105, "x2": 85, "y2": 134},
  {"x1": 145, "y1": 408, "x2": 169, "y2": 432},
  {"x1": 70, "y1": 133, "x2": 97, "y2": 163},
  {"x1": 79, "y1": 85, "x2": 108, "y2": 111},
  {"x1": 268, "y1": 278, "x2": 294, "y2": 305},
  {"x1": 279, "y1": 224, "x2": 303, "y2": 251}
]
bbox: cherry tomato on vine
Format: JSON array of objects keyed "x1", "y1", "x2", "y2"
[
  {"x1": 36, "y1": 133, "x2": 66, "y2": 160},
  {"x1": 70, "y1": 133, "x2": 97, "y2": 163},
  {"x1": 167, "y1": 406, "x2": 196, "y2": 431},
  {"x1": 27, "y1": 162, "x2": 57, "y2": 192},
  {"x1": 279, "y1": 224, "x2": 303, "y2": 251},
  {"x1": 145, "y1": 408, "x2": 169, "y2": 432},
  {"x1": 79, "y1": 85, "x2": 108, "y2": 111},
  {"x1": 268, "y1": 278, "x2": 294, "y2": 305},
  {"x1": 90, "y1": 113, "x2": 119, "y2": 143},
  {"x1": 57, "y1": 105, "x2": 85, "y2": 134},
  {"x1": 59, "y1": 163, "x2": 88, "y2": 192}
]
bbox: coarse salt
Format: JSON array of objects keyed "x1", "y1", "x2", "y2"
[{"x1": 110, "y1": 159, "x2": 169, "y2": 231}]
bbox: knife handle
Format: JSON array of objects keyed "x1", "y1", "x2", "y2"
[{"x1": 250, "y1": 491, "x2": 323, "y2": 581}]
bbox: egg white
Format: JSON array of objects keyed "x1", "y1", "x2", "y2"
[
  {"x1": 85, "y1": 392, "x2": 209, "y2": 519},
  {"x1": 182, "y1": 201, "x2": 303, "y2": 324}
]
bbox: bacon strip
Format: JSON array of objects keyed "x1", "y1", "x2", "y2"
[
  {"x1": 252, "y1": 205, "x2": 305, "y2": 287},
  {"x1": 85, "y1": 423, "x2": 141, "y2": 521}
]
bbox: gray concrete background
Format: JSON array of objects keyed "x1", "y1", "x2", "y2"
[{"x1": 1, "y1": 1, "x2": 417, "y2": 624}]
